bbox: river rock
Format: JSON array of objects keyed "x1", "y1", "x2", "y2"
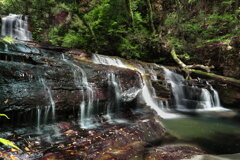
[
  {"x1": 0, "y1": 42, "x2": 143, "y2": 118},
  {"x1": 80, "y1": 115, "x2": 165, "y2": 160},
  {"x1": 145, "y1": 145, "x2": 204, "y2": 160},
  {"x1": 0, "y1": 112, "x2": 166, "y2": 160}
]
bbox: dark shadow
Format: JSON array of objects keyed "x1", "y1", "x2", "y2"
[{"x1": 189, "y1": 132, "x2": 240, "y2": 154}]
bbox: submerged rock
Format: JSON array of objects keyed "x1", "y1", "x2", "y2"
[
  {"x1": 145, "y1": 145, "x2": 204, "y2": 160},
  {"x1": 187, "y1": 153, "x2": 240, "y2": 160}
]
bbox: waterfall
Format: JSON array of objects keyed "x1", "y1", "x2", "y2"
[
  {"x1": 92, "y1": 54, "x2": 229, "y2": 118},
  {"x1": 211, "y1": 86, "x2": 221, "y2": 107},
  {"x1": 104, "y1": 72, "x2": 123, "y2": 123},
  {"x1": 135, "y1": 64, "x2": 179, "y2": 118},
  {"x1": 92, "y1": 54, "x2": 179, "y2": 119},
  {"x1": 39, "y1": 78, "x2": 56, "y2": 122},
  {"x1": 36, "y1": 107, "x2": 41, "y2": 132},
  {"x1": 107, "y1": 72, "x2": 121, "y2": 112},
  {"x1": 92, "y1": 54, "x2": 127, "y2": 68},
  {"x1": 62, "y1": 56, "x2": 95, "y2": 128},
  {"x1": 162, "y1": 67, "x2": 226, "y2": 111},
  {"x1": 1, "y1": 14, "x2": 32, "y2": 41}
]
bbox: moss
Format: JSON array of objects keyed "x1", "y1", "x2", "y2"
[{"x1": 191, "y1": 69, "x2": 240, "y2": 85}]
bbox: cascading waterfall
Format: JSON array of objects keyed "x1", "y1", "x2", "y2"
[
  {"x1": 92, "y1": 54, "x2": 179, "y2": 119},
  {"x1": 105, "y1": 72, "x2": 122, "y2": 122},
  {"x1": 62, "y1": 55, "x2": 95, "y2": 128},
  {"x1": 92, "y1": 54, "x2": 228, "y2": 118},
  {"x1": 1, "y1": 14, "x2": 32, "y2": 41},
  {"x1": 107, "y1": 72, "x2": 121, "y2": 112},
  {"x1": 137, "y1": 64, "x2": 171, "y2": 110},
  {"x1": 162, "y1": 67, "x2": 226, "y2": 111},
  {"x1": 210, "y1": 85, "x2": 221, "y2": 107},
  {"x1": 92, "y1": 54, "x2": 127, "y2": 68},
  {"x1": 91, "y1": 54, "x2": 129, "y2": 122},
  {"x1": 39, "y1": 78, "x2": 56, "y2": 122},
  {"x1": 135, "y1": 64, "x2": 179, "y2": 118}
]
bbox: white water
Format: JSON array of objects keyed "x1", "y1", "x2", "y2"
[
  {"x1": 44, "y1": 106, "x2": 51, "y2": 124},
  {"x1": 1, "y1": 14, "x2": 32, "y2": 41},
  {"x1": 37, "y1": 107, "x2": 41, "y2": 132},
  {"x1": 62, "y1": 56, "x2": 95, "y2": 128},
  {"x1": 92, "y1": 54, "x2": 230, "y2": 117},
  {"x1": 105, "y1": 72, "x2": 123, "y2": 122},
  {"x1": 92, "y1": 54, "x2": 179, "y2": 119},
  {"x1": 92, "y1": 54, "x2": 127, "y2": 68},
  {"x1": 39, "y1": 78, "x2": 56, "y2": 122},
  {"x1": 162, "y1": 67, "x2": 228, "y2": 111},
  {"x1": 107, "y1": 72, "x2": 121, "y2": 112},
  {"x1": 136, "y1": 64, "x2": 180, "y2": 118},
  {"x1": 210, "y1": 85, "x2": 221, "y2": 107}
]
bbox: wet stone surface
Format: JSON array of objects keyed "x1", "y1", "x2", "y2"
[
  {"x1": 145, "y1": 145, "x2": 204, "y2": 160},
  {"x1": 0, "y1": 42, "x2": 143, "y2": 116},
  {"x1": 0, "y1": 113, "x2": 168, "y2": 160}
]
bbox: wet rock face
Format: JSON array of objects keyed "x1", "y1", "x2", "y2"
[
  {"x1": 81, "y1": 116, "x2": 165, "y2": 160},
  {"x1": 0, "y1": 113, "x2": 205, "y2": 160},
  {"x1": 0, "y1": 113, "x2": 166, "y2": 160},
  {"x1": 0, "y1": 42, "x2": 143, "y2": 116},
  {"x1": 216, "y1": 84, "x2": 240, "y2": 108},
  {"x1": 152, "y1": 80, "x2": 171, "y2": 99}
]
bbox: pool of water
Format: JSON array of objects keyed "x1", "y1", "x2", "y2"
[{"x1": 162, "y1": 110, "x2": 240, "y2": 155}]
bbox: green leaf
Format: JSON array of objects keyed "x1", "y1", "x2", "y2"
[
  {"x1": 0, "y1": 138, "x2": 20, "y2": 150},
  {"x1": 2, "y1": 36, "x2": 14, "y2": 44},
  {"x1": 0, "y1": 114, "x2": 10, "y2": 119}
]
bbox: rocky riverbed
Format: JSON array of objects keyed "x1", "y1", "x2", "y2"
[{"x1": 0, "y1": 41, "x2": 240, "y2": 160}]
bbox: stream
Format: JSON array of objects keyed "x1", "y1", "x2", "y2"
[
  {"x1": 163, "y1": 111, "x2": 240, "y2": 154},
  {"x1": 0, "y1": 14, "x2": 240, "y2": 160}
]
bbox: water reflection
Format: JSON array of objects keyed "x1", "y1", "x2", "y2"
[{"x1": 163, "y1": 111, "x2": 240, "y2": 154}]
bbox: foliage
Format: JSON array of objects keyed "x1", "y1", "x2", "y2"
[
  {"x1": 163, "y1": 0, "x2": 239, "y2": 59},
  {"x1": 0, "y1": 0, "x2": 162, "y2": 59},
  {"x1": 0, "y1": 0, "x2": 239, "y2": 61},
  {"x1": 0, "y1": 114, "x2": 20, "y2": 150},
  {"x1": 0, "y1": 36, "x2": 14, "y2": 44},
  {"x1": 0, "y1": 114, "x2": 10, "y2": 119},
  {"x1": 0, "y1": 138, "x2": 20, "y2": 150}
]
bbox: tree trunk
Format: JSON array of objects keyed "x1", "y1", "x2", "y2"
[
  {"x1": 170, "y1": 48, "x2": 187, "y2": 68},
  {"x1": 72, "y1": 0, "x2": 98, "y2": 51},
  {"x1": 82, "y1": 17, "x2": 98, "y2": 49},
  {"x1": 170, "y1": 47, "x2": 240, "y2": 87},
  {"x1": 146, "y1": 0, "x2": 156, "y2": 34},
  {"x1": 126, "y1": 0, "x2": 134, "y2": 26},
  {"x1": 235, "y1": 0, "x2": 239, "y2": 10},
  {"x1": 191, "y1": 69, "x2": 240, "y2": 87}
]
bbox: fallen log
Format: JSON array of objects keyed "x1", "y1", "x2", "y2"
[
  {"x1": 190, "y1": 69, "x2": 240, "y2": 87},
  {"x1": 170, "y1": 48, "x2": 214, "y2": 72},
  {"x1": 170, "y1": 47, "x2": 240, "y2": 87}
]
